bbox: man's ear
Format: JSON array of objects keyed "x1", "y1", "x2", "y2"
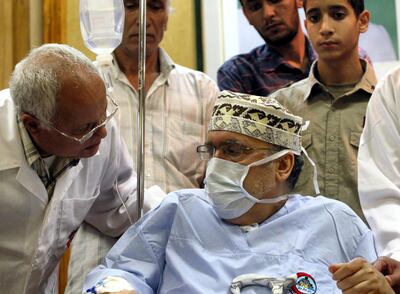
[
  {"x1": 358, "y1": 10, "x2": 370, "y2": 33},
  {"x1": 275, "y1": 152, "x2": 294, "y2": 183},
  {"x1": 20, "y1": 113, "x2": 41, "y2": 135}
]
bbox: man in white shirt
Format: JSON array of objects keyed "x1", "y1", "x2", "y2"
[
  {"x1": 358, "y1": 66, "x2": 400, "y2": 291},
  {"x1": 66, "y1": 0, "x2": 219, "y2": 292}
]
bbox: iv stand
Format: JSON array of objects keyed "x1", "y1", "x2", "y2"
[{"x1": 136, "y1": 0, "x2": 147, "y2": 220}]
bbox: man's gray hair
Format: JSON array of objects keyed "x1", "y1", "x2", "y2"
[{"x1": 10, "y1": 43, "x2": 100, "y2": 124}]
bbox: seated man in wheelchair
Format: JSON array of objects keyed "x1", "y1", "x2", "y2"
[{"x1": 83, "y1": 91, "x2": 393, "y2": 294}]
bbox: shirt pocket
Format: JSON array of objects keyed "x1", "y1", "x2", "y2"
[
  {"x1": 56, "y1": 186, "x2": 100, "y2": 251},
  {"x1": 348, "y1": 131, "x2": 362, "y2": 173},
  {"x1": 165, "y1": 119, "x2": 207, "y2": 187}
]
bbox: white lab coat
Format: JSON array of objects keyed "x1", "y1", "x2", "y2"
[
  {"x1": 358, "y1": 66, "x2": 400, "y2": 261},
  {"x1": 0, "y1": 89, "x2": 138, "y2": 293}
]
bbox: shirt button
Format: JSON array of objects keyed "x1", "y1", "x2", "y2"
[
  {"x1": 328, "y1": 167, "x2": 335, "y2": 174},
  {"x1": 329, "y1": 135, "x2": 335, "y2": 141}
]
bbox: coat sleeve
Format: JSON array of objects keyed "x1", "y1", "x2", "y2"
[
  {"x1": 84, "y1": 120, "x2": 139, "y2": 237},
  {"x1": 358, "y1": 67, "x2": 400, "y2": 261},
  {"x1": 83, "y1": 195, "x2": 179, "y2": 294}
]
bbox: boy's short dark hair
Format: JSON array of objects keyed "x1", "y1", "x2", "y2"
[{"x1": 303, "y1": 0, "x2": 364, "y2": 17}]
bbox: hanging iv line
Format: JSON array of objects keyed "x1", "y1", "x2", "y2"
[{"x1": 80, "y1": 0, "x2": 147, "y2": 221}]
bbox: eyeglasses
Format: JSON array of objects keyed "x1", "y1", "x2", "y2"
[
  {"x1": 196, "y1": 140, "x2": 278, "y2": 160},
  {"x1": 43, "y1": 95, "x2": 119, "y2": 144}
]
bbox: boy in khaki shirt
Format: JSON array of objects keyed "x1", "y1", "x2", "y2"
[
  {"x1": 272, "y1": 0, "x2": 375, "y2": 222},
  {"x1": 273, "y1": 1, "x2": 400, "y2": 291}
]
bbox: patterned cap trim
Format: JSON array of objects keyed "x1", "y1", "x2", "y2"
[{"x1": 209, "y1": 91, "x2": 303, "y2": 151}]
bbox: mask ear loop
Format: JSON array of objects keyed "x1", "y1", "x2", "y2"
[
  {"x1": 240, "y1": 149, "x2": 293, "y2": 193},
  {"x1": 300, "y1": 146, "x2": 320, "y2": 195},
  {"x1": 239, "y1": 149, "x2": 297, "y2": 203}
]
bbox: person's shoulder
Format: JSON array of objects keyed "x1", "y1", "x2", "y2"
[
  {"x1": 219, "y1": 44, "x2": 267, "y2": 70},
  {"x1": 292, "y1": 195, "x2": 359, "y2": 217},
  {"x1": 292, "y1": 195, "x2": 368, "y2": 233},
  {"x1": 146, "y1": 189, "x2": 211, "y2": 220},
  {"x1": 172, "y1": 64, "x2": 208, "y2": 77},
  {"x1": 171, "y1": 64, "x2": 217, "y2": 84},
  {"x1": 0, "y1": 88, "x2": 11, "y2": 98},
  {"x1": 313, "y1": 195, "x2": 353, "y2": 210},
  {"x1": 314, "y1": 196, "x2": 368, "y2": 226},
  {"x1": 269, "y1": 78, "x2": 310, "y2": 104},
  {"x1": 272, "y1": 78, "x2": 309, "y2": 95},
  {"x1": 168, "y1": 188, "x2": 208, "y2": 204},
  {"x1": 379, "y1": 65, "x2": 400, "y2": 89},
  {"x1": 0, "y1": 89, "x2": 13, "y2": 106}
]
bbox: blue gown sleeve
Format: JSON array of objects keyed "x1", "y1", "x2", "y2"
[
  {"x1": 83, "y1": 194, "x2": 180, "y2": 294},
  {"x1": 325, "y1": 199, "x2": 378, "y2": 263},
  {"x1": 353, "y1": 230, "x2": 378, "y2": 263}
]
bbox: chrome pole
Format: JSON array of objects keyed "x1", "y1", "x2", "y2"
[{"x1": 136, "y1": 0, "x2": 147, "y2": 220}]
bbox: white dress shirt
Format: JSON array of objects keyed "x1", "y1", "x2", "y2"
[
  {"x1": 110, "y1": 48, "x2": 219, "y2": 191},
  {"x1": 358, "y1": 66, "x2": 400, "y2": 261}
]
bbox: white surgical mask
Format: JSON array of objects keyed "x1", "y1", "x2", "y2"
[{"x1": 205, "y1": 149, "x2": 295, "y2": 220}]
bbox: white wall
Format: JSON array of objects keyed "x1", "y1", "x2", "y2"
[{"x1": 202, "y1": 0, "x2": 224, "y2": 81}]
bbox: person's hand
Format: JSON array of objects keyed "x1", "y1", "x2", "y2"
[
  {"x1": 91, "y1": 276, "x2": 137, "y2": 294},
  {"x1": 374, "y1": 256, "x2": 400, "y2": 294},
  {"x1": 329, "y1": 257, "x2": 394, "y2": 293}
]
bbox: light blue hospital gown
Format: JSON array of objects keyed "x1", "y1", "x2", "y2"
[{"x1": 83, "y1": 190, "x2": 377, "y2": 293}]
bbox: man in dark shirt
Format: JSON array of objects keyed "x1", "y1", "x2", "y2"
[{"x1": 218, "y1": 0, "x2": 316, "y2": 96}]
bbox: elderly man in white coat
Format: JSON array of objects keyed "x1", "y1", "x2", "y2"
[{"x1": 0, "y1": 44, "x2": 140, "y2": 293}]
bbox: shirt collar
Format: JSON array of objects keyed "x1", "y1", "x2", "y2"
[
  {"x1": 158, "y1": 47, "x2": 175, "y2": 77},
  {"x1": 17, "y1": 115, "x2": 41, "y2": 167},
  {"x1": 111, "y1": 47, "x2": 175, "y2": 84},
  {"x1": 17, "y1": 115, "x2": 80, "y2": 190},
  {"x1": 303, "y1": 58, "x2": 377, "y2": 101}
]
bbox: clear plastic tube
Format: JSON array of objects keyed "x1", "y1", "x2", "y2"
[{"x1": 96, "y1": 54, "x2": 115, "y2": 93}]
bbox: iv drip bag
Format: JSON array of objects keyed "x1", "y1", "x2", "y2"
[{"x1": 80, "y1": 0, "x2": 125, "y2": 92}]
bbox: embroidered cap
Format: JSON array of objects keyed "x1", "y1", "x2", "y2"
[{"x1": 209, "y1": 90, "x2": 303, "y2": 152}]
